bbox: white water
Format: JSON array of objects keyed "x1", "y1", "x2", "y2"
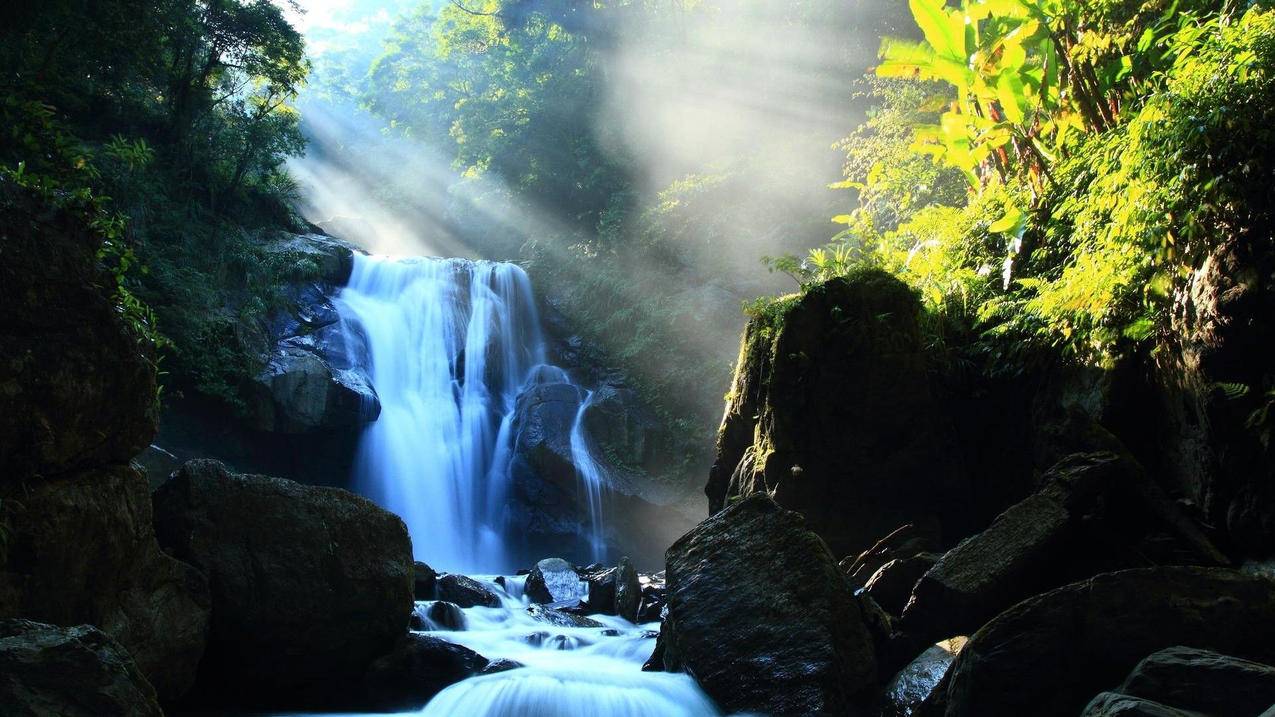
[
  {"x1": 335, "y1": 254, "x2": 607, "y2": 573},
  {"x1": 416, "y1": 577, "x2": 719, "y2": 717}
]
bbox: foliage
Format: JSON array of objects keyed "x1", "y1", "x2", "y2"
[{"x1": 0, "y1": 0, "x2": 312, "y2": 406}]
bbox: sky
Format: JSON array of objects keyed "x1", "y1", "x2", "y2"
[{"x1": 279, "y1": 0, "x2": 417, "y2": 56}]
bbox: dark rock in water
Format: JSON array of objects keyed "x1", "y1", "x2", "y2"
[
  {"x1": 585, "y1": 567, "x2": 618, "y2": 615},
  {"x1": 636, "y1": 595, "x2": 664, "y2": 624},
  {"x1": 0, "y1": 465, "x2": 210, "y2": 702},
  {"x1": 0, "y1": 619, "x2": 163, "y2": 717},
  {"x1": 614, "y1": 556, "x2": 641, "y2": 622},
  {"x1": 525, "y1": 604, "x2": 604, "y2": 629},
  {"x1": 880, "y1": 639, "x2": 966, "y2": 717},
  {"x1": 1107, "y1": 646, "x2": 1275, "y2": 716},
  {"x1": 660, "y1": 494, "x2": 876, "y2": 715},
  {"x1": 865, "y1": 553, "x2": 937, "y2": 617},
  {"x1": 902, "y1": 452, "x2": 1225, "y2": 642},
  {"x1": 481, "y1": 658, "x2": 525, "y2": 675},
  {"x1": 511, "y1": 384, "x2": 585, "y2": 489},
  {"x1": 409, "y1": 609, "x2": 428, "y2": 631},
  {"x1": 152, "y1": 460, "x2": 413, "y2": 701},
  {"x1": 437, "y1": 574, "x2": 501, "y2": 609},
  {"x1": 362, "y1": 634, "x2": 489, "y2": 711},
  {"x1": 414, "y1": 562, "x2": 438, "y2": 600},
  {"x1": 706, "y1": 272, "x2": 973, "y2": 559},
  {"x1": 526, "y1": 558, "x2": 582, "y2": 604},
  {"x1": 842, "y1": 524, "x2": 935, "y2": 591},
  {"x1": 0, "y1": 179, "x2": 159, "y2": 478},
  {"x1": 941, "y1": 567, "x2": 1275, "y2": 717},
  {"x1": 1081, "y1": 693, "x2": 1202, "y2": 717},
  {"x1": 425, "y1": 602, "x2": 467, "y2": 631}
]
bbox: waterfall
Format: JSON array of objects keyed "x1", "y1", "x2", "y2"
[
  {"x1": 334, "y1": 253, "x2": 603, "y2": 573},
  {"x1": 569, "y1": 391, "x2": 607, "y2": 563}
]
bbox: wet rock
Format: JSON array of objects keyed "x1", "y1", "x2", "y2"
[
  {"x1": 525, "y1": 558, "x2": 582, "y2": 604},
  {"x1": 0, "y1": 619, "x2": 164, "y2": 717},
  {"x1": 880, "y1": 639, "x2": 966, "y2": 717},
  {"x1": 263, "y1": 233, "x2": 358, "y2": 285},
  {"x1": 414, "y1": 561, "x2": 438, "y2": 600},
  {"x1": 247, "y1": 345, "x2": 380, "y2": 433},
  {"x1": 614, "y1": 556, "x2": 641, "y2": 622},
  {"x1": 152, "y1": 460, "x2": 413, "y2": 700},
  {"x1": 585, "y1": 567, "x2": 617, "y2": 615},
  {"x1": 437, "y1": 574, "x2": 501, "y2": 609},
  {"x1": 525, "y1": 604, "x2": 604, "y2": 629},
  {"x1": 425, "y1": 602, "x2": 467, "y2": 631},
  {"x1": 660, "y1": 494, "x2": 876, "y2": 715},
  {"x1": 481, "y1": 658, "x2": 524, "y2": 675},
  {"x1": 706, "y1": 272, "x2": 972, "y2": 559},
  {"x1": 865, "y1": 553, "x2": 937, "y2": 617},
  {"x1": 941, "y1": 567, "x2": 1275, "y2": 717},
  {"x1": 842, "y1": 524, "x2": 935, "y2": 591},
  {"x1": 362, "y1": 634, "x2": 489, "y2": 711},
  {"x1": 1081, "y1": 693, "x2": 1202, "y2": 717},
  {"x1": 511, "y1": 384, "x2": 584, "y2": 488},
  {"x1": 1111, "y1": 646, "x2": 1275, "y2": 716},
  {"x1": 902, "y1": 453, "x2": 1225, "y2": 641},
  {"x1": 0, "y1": 465, "x2": 210, "y2": 702}
]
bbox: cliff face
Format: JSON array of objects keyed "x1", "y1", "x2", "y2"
[{"x1": 0, "y1": 177, "x2": 211, "y2": 702}]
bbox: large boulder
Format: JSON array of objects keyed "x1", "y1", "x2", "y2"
[
  {"x1": 362, "y1": 634, "x2": 489, "y2": 711},
  {"x1": 902, "y1": 452, "x2": 1225, "y2": 641},
  {"x1": 659, "y1": 493, "x2": 876, "y2": 715},
  {"x1": 0, "y1": 619, "x2": 163, "y2": 717},
  {"x1": 938, "y1": 567, "x2": 1275, "y2": 717},
  {"x1": 436, "y1": 574, "x2": 501, "y2": 608},
  {"x1": 151, "y1": 460, "x2": 413, "y2": 701},
  {"x1": 614, "y1": 556, "x2": 641, "y2": 622},
  {"x1": 247, "y1": 343, "x2": 379, "y2": 434},
  {"x1": 705, "y1": 272, "x2": 972, "y2": 558},
  {"x1": 0, "y1": 175, "x2": 158, "y2": 479},
  {"x1": 525, "y1": 558, "x2": 582, "y2": 604},
  {"x1": 1095, "y1": 646, "x2": 1275, "y2": 716},
  {"x1": 0, "y1": 465, "x2": 210, "y2": 702}
]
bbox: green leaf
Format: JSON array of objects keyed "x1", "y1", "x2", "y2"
[{"x1": 989, "y1": 205, "x2": 1025, "y2": 233}]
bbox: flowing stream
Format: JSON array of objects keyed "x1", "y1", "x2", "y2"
[{"x1": 329, "y1": 253, "x2": 714, "y2": 714}]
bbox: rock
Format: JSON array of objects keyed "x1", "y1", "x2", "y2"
[
  {"x1": 437, "y1": 574, "x2": 501, "y2": 609},
  {"x1": 1112, "y1": 646, "x2": 1275, "y2": 716},
  {"x1": 660, "y1": 494, "x2": 876, "y2": 715},
  {"x1": 481, "y1": 658, "x2": 525, "y2": 675},
  {"x1": 151, "y1": 460, "x2": 413, "y2": 700},
  {"x1": 136, "y1": 444, "x2": 181, "y2": 489},
  {"x1": 705, "y1": 272, "x2": 971, "y2": 558},
  {"x1": 511, "y1": 383, "x2": 585, "y2": 488},
  {"x1": 525, "y1": 558, "x2": 582, "y2": 604},
  {"x1": 0, "y1": 465, "x2": 210, "y2": 702},
  {"x1": 842, "y1": 523, "x2": 935, "y2": 590},
  {"x1": 0, "y1": 619, "x2": 163, "y2": 717},
  {"x1": 414, "y1": 561, "x2": 438, "y2": 600},
  {"x1": 880, "y1": 639, "x2": 966, "y2": 717},
  {"x1": 263, "y1": 233, "x2": 358, "y2": 285},
  {"x1": 1081, "y1": 693, "x2": 1203, "y2": 717},
  {"x1": 585, "y1": 567, "x2": 617, "y2": 615},
  {"x1": 865, "y1": 554, "x2": 937, "y2": 617},
  {"x1": 0, "y1": 177, "x2": 158, "y2": 479},
  {"x1": 362, "y1": 634, "x2": 489, "y2": 711},
  {"x1": 424, "y1": 602, "x2": 467, "y2": 631},
  {"x1": 525, "y1": 604, "x2": 604, "y2": 629},
  {"x1": 247, "y1": 345, "x2": 380, "y2": 433},
  {"x1": 614, "y1": 556, "x2": 641, "y2": 621},
  {"x1": 902, "y1": 452, "x2": 1225, "y2": 641},
  {"x1": 940, "y1": 567, "x2": 1275, "y2": 717},
  {"x1": 636, "y1": 595, "x2": 664, "y2": 623}
]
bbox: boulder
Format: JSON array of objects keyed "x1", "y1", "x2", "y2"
[
  {"x1": 481, "y1": 658, "x2": 525, "y2": 675},
  {"x1": 614, "y1": 556, "x2": 641, "y2": 622},
  {"x1": 842, "y1": 523, "x2": 935, "y2": 591},
  {"x1": 585, "y1": 567, "x2": 618, "y2": 615},
  {"x1": 902, "y1": 453, "x2": 1225, "y2": 641},
  {"x1": 437, "y1": 574, "x2": 501, "y2": 609},
  {"x1": 247, "y1": 345, "x2": 380, "y2": 433},
  {"x1": 424, "y1": 602, "x2": 467, "y2": 631},
  {"x1": 525, "y1": 558, "x2": 582, "y2": 604},
  {"x1": 1110, "y1": 646, "x2": 1275, "y2": 716},
  {"x1": 0, "y1": 619, "x2": 163, "y2": 717},
  {"x1": 263, "y1": 232, "x2": 358, "y2": 285},
  {"x1": 940, "y1": 567, "x2": 1275, "y2": 717},
  {"x1": 865, "y1": 554, "x2": 937, "y2": 617},
  {"x1": 510, "y1": 383, "x2": 584, "y2": 487},
  {"x1": 880, "y1": 639, "x2": 966, "y2": 717},
  {"x1": 414, "y1": 561, "x2": 438, "y2": 600},
  {"x1": 0, "y1": 176, "x2": 158, "y2": 479},
  {"x1": 525, "y1": 604, "x2": 604, "y2": 629},
  {"x1": 362, "y1": 634, "x2": 489, "y2": 711},
  {"x1": 151, "y1": 460, "x2": 413, "y2": 700},
  {"x1": 705, "y1": 272, "x2": 972, "y2": 558},
  {"x1": 659, "y1": 494, "x2": 876, "y2": 715},
  {"x1": 1081, "y1": 693, "x2": 1202, "y2": 717},
  {"x1": 0, "y1": 465, "x2": 210, "y2": 702}
]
